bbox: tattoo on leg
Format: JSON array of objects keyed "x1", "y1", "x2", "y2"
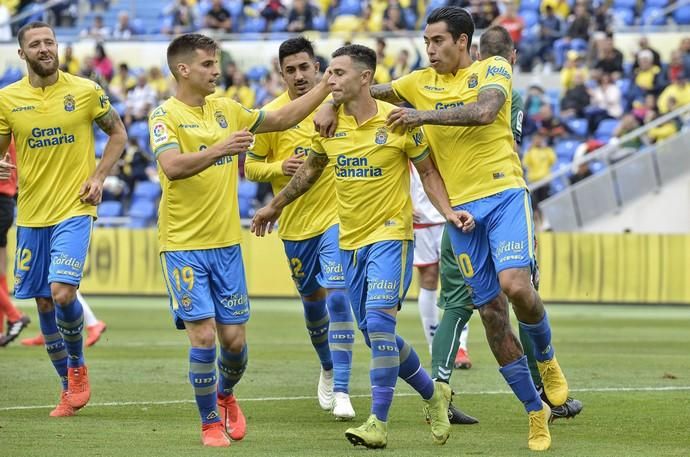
[{"x1": 479, "y1": 298, "x2": 523, "y2": 365}]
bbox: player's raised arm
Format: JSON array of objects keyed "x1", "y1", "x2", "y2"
[
  {"x1": 80, "y1": 108, "x2": 128, "y2": 205},
  {"x1": 413, "y1": 155, "x2": 474, "y2": 233},
  {"x1": 251, "y1": 151, "x2": 329, "y2": 236},
  {"x1": 253, "y1": 71, "x2": 332, "y2": 134},
  {"x1": 370, "y1": 82, "x2": 403, "y2": 104}
]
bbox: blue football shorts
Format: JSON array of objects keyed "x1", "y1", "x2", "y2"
[
  {"x1": 14, "y1": 215, "x2": 93, "y2": 299},
  {"x1": 160, "y1": 244, "x2": 250, "y2": 329},
  {"x1": 446, "y1": 187, "x2": 535, "y2": 306},
  {"x1": 282, "y1": 224, "x2": 346, "y2": 296},
  {"x1": 341, "y1": 240, "x2": 413, "y2": 330}
]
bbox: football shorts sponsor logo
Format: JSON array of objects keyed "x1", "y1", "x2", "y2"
[
  {"x1": 496, "y1": 240, "x2": 525, "y2": 262},
  {"x1": 221, "y1": 293, "x2": 248, "y2": 309},
  {"x1": 28, "y1": 127, "x2": 75, "y2": 148},
  {"x1": 335, "y1": 155, "x2": 383, "y2": 178},
  {"x1": 152, "y1": 123, "x2": 168, "y2": 144},
  {"x1": 485, "y1": 65, "x2": 511, "y2": 80},
  {"x1": 64, "y1": 94, "x2": 76, "y2": 112}
]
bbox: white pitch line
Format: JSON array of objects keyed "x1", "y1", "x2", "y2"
[{"x1": 2, "y1": 385, "x2": 689, "y2": 412}]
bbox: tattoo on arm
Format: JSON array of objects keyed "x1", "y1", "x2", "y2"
[
  {"x1": 95, "y1": 108, "x2": 125, "y2": 135},
  {"x1": 421, "y1": 88, "x2": 506, "y2": 126},
  {"x1": 278, "y1": 153, "x2": 329, "y2": 205},
  {"x1": 370, "y1": 83, "x2": 403, "y2": 104}
]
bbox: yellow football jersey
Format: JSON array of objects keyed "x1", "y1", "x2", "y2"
[
  {"x1": 391, "y1": 57, "x2": 525, "y2": 206},
  {"x1": 247, "y1": 92, "x2": 337, "y2": 241},
  {"x1": 149, "y1": 96, "x2": 265, "y2": 252},
  {"x1": 0, "y1": 71, "x2": 110, "y2": 227},
  {"x1": 311, "y1": 100, "x2": 429, "y2": 250}
]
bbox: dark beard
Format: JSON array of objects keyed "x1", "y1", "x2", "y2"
[{"x1": 28, "y1": 55, "x2": 59, "y2": 77}]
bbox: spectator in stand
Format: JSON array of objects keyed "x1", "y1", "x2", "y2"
[
  {"x1": 92, "y1": 42, "x2": 114, "y2": 82},
  {"x1": 125, "y1": 74, "x2": 157, "y2": 127},
  {"x1": 109, "y1": 63, "x2": 137, "y2": 102},
  {"x1": 382, "y1": 2, "x2": 408, "y2": 33},
  {"x1": 205, "y1": 0, "x2": 232, "y2": 33},
  {"x1": 569, "y1": 139, "x2": 603, "y2": 184},
  {"x1": 680, "y1": 38, "x2": 690, "y2": 75},
  {"x1": 469, "y1": 42, "x2": 479, "y2": 61},
  {"x1": 373, "y1": 38, "x2": 394, "y2": 84},
  {"x1": 60, "y1": 43, "x2": 80, "y2": 74},
  {"x1": 587, "y1": 72, "x2": 622, "y2": 134},
  {"x1": 633, "y1": 50, "x2": 664, "y2": 96},
  {"x1": 492, "y1": 2, "x2": 523, "y2": 47},
  {"x1": 540, "y1": 0, "x2": 570, "y2": 20},
  {"x1": 561, "y1": 71, "x2": 590, "y2": 119},
  {"x1": 668, "y1": 50, "x2": 685, "y2": 85},
  {"x1": 560, "y1": 50, "x2": 588, "y2": 92},
  {"x1": 553, "y1": 2, "x2": 589, "y2": 69},
  {"x1": 594, "y1": 34, "x2": 624, "y2": 79},
  {"x1": 287, "y1": 0, "x2": 314, "y2": 32},
  {"x1": 658, "y1": 71, "x2": 690, "y2": 114},
  {"x1": 390, "y1": 47, "x2": 420, "y2": 81},
  {"x1": 537, "y1": 104, "x2": 572, "y2": 145},
  {"x1": 80, "y1": 14, "x2": 110, "y2": 40},
  {"x1": 591, "y1": 2, "x2": 611, "y2": 34},
  {"x1": 226, "y1": 71, "x2": 256, "y2": 108},
  {"x1": 163, "y1": 0, "x2": 196, "y2": 35},
  {"x1": 523, "y1": 132, "x2": 556, "y2": 203},
  {"x1": 632, "y1": 93, "x2": 658, "y2": 121},
  {"x1": 609, "y1": 113, "x2": 641, "y2": 162},
  {"x1": 261, "y1": 0, "x2": 287, "y2": 31},
  {"x1": 120, "y1": 138, "x2": 156, "y2": 193},
  {"x1": 148, "y1": 66, "x2": 171, "y2": 100},
  {"x1": 519, "y1": 5, "x2": 562, "y2": 72},
  {"x1": 113, "y1": 10, "x2": 136, "y2": 39},
  {"x1": 467, "y1": 0, "x2": 499, "y2": 29},
  {"x1": 632, "y1": 37, "x2": 661, "y2": 73},
  {"x1": 646, "y1": 99, "x2": 682, "y2": 144},
  {"x1": 523, "y1": 84, "x2": 550, "y2": 136}
]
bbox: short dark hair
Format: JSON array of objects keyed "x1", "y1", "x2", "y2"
[
  {"x1": 17, "y1": 21, "x2": 55, "y2": 47},
  {"x1": 480, "y1": 26, "x2": 514, "y2": 61},
  {"x1": 166, "y1": 33, "x2": 218, "y2": 77},
  {"x1": 427, "y1": 6, "x2": 474, "y2": 45},
  {"x1": 331, "y1": 44, "x2": 376, "y2": 73},
  {"x1": 278, "y1": 37, "x2": 315, "y2": 66}
]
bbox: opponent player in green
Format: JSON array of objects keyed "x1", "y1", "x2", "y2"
[
  {"x1": 0, "y1": 22, "x2": 127, "y2": 416},
  {"x1": 149, "y1": 33, "x2": 332, "y2": 447},
  {"x1": 245, "y1": 37, "x2": 356, "y2": 420},
  {"x1": 252, "y1": 44, "x2": 476, "y2": 449}
]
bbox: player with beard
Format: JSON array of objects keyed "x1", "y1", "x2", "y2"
[{"x1": 0, "y1": 22, "x2": 127, "y2": 416}]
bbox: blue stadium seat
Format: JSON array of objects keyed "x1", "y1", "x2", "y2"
[
  {"x1": 612, "y1": 0, "x2": 637, "y2": 9},
  {"x1": 612, "y1": 8, "x2": 636, "y2": 26},
  {"x1": 616, "y1": 78, "x2": 632, "y2": 94},
  {"x1": 336, "y1": 0, "x2": 362, "y2": 16},
  {"x1": 98, "y1": 201, "x2": 123, "y2": 218},
  {"x1": 313, "y1": 15, "x2": 329, "y2": 31},
  {"x1": 646, "y1": 0, "x2": 668, "y2": 6},
  {"x1": 128, "y1": 121, "x2": 150, "y2": 145},
  {"x1": 128, "y1": 199, "x2": 157, "y2": 227},
  {"x1": 546, "y1": 88, "x2": 561, "y2": 103},
  {"x1": 239, "y1": 197, "x2": 253, "y2": 218},
  {"x1": 595, "y1": 119, "x2": 619, "y2": 142},
  {"x1": 642, "y1": 7, "x2": 667, "y2": 25},
  {"x1": 673, "y1": 5, "x2": 690, "y2": 25},
  {"x1": 403, "y1": 8, "x2": 417, "y2": 29},
  {"x1": 520, "y1": 10, "x2": 539, "y2": 28},
  {"x1": 589, "y1": 160, "x2": 607, "y2": 174},
  {"x1": 132, "y1": 181, "x2": 162, "y2": 201},
  {"x1": 555, "y1": 140, "x2": 579, "y2": 161},
  {"x1": 95, "y1": 138, "x2": 107, "y2": 158},
  {"x1": 271, "y1": 17, "x2": 289, "y2": 32},
  {"x1": 247, "y1": 66, "x2": 269, "y2": 82},
  {"x1": 238, "y1": 179, "x2": 258, "y2": 199},
  {"x1": 240, "y1": 17, "x2": 267, "y2": 33},
  {"x1": 566, "y1": 118, "x2": 588, "y2": 138},
  {"x1": 520, "y1": 0, "x2": 541, "y2": 11}
]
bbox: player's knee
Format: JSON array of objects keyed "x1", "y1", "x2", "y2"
[
  {"x1": 326, "y1": 289, "x2": 348, "y2": 313},
  {"x1": 499, "y1": 270, "x2": 534, "y2": 304},
  {"x1": 35, "y1": 297, "x2": 54, "y2": 313},
  {"x1": 50, "y1": 284, "x2": 77, "y2": 306},
  {"x1": 219, "y1": 331, "x2": 246, "y2": 353}
]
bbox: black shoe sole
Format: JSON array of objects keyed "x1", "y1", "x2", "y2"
[{"x1": 345, "y1": 432, "x2": 386, "y2": 449}]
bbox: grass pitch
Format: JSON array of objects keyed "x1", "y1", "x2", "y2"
[{"x1": 1, "y1": 298, "x2": 689, "y2": 456}]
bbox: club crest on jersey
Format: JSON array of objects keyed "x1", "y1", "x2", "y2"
[
  {"x1": 375, "y1": 127, "x2": 388, "y2": 145},
  {"x1": 215, "y1": 111, "x2": 228, "y2": 128},
  {"x1": 63, "y1": 94, "x2": 76, "y2": 112},
  {"x1": 468, "y1": 73, "x2": 478, "y2": 88}
]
